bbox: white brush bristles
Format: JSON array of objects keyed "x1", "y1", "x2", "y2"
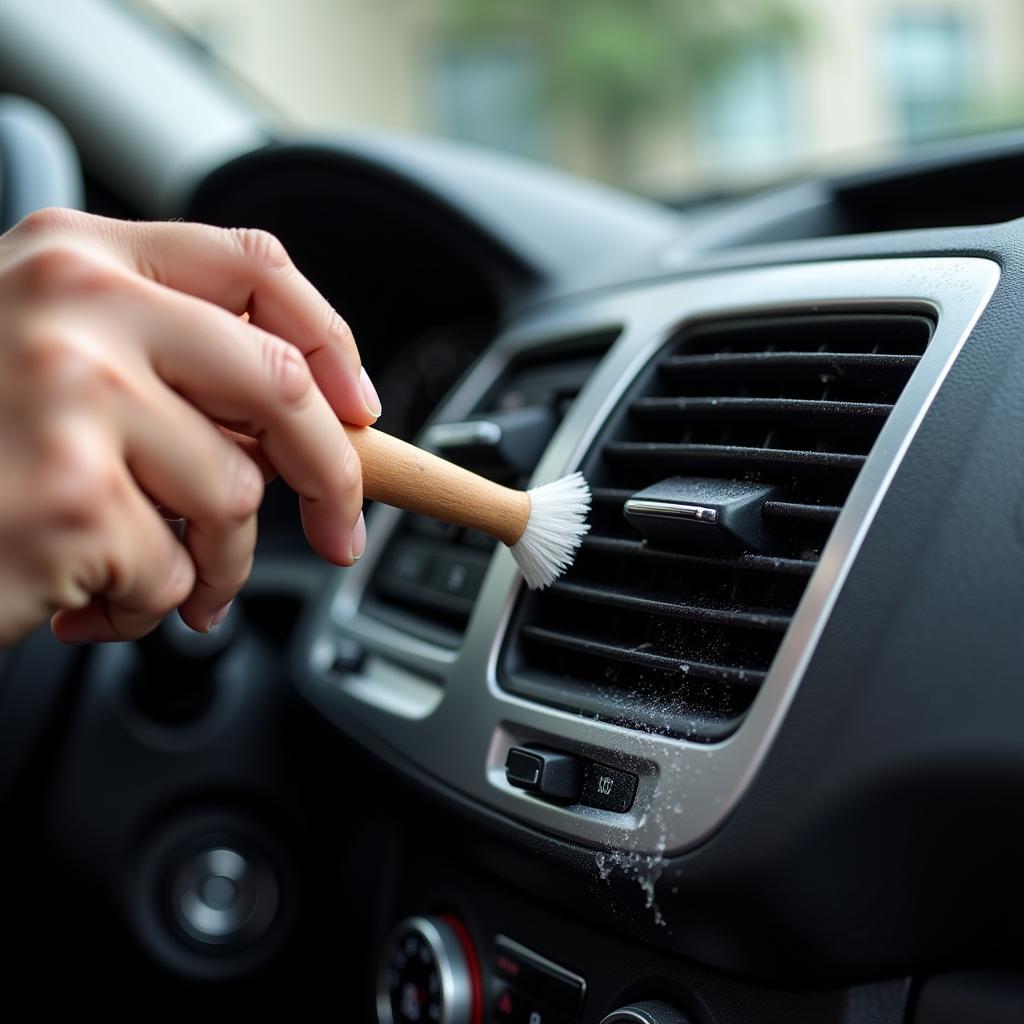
[{"x1": 510, "y1": 471, "x2": 592, "y2": 590}]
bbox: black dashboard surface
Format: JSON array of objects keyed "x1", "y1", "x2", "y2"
[{"x1": 185, "y1": 135, "x2": 1024, "y2": 983}]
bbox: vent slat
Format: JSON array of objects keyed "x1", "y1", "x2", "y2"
[
  {"x1": 582, "y1": 534, "x2": 817, "y2": 576},
  {"x1": 605, "y1": 441, "x2": 867, "y2": 472},
  {"x1": 590, "y1": 487, "x2": 635, "y2": 503},
  {"x1": 503, "y1": 312, "x2": 934, "y2": 739},
  {"x1": 551, "y1": 581, "x2": 791, "y2": 632},
  {"x1": 762, "y1": 500, "x2": 842, "y2": 524},
  {"x1": 660, "y1": 351, "x2": 919, "y2": 373},
  {"x1": 521, "y1": 626, "x2": 765, "y2": 686},
  {"x1": 632, "y1": 396, "x2": 893, "y2": 420}
]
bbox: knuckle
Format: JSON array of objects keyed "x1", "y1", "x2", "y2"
[
  {"x1": 262, "y1": 334, "x2": 312, "y2": 407},
  {"x1": 14, "y1": 242, "x2": 125, "y2": 305},
  {"x1": 231, "y1": 227, "x2": 291, "y2": 273},
  {"x1": 16, "y1": 329, "x2": 118, "y2": 401},
  {"x1": 38, "y1": 429, "x2": 119, "y2": 528},
  {"x1": 17, "y1": 244, "x2": 93, "y2": 296},
  {"x1": 14, "y1": 206, "x2": 83, "y2": 238}
]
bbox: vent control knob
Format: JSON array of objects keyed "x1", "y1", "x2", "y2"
[{"x1": 600, "y1": 1001, "x2": 691, "y2": 1024}]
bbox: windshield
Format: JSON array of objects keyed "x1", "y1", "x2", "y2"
[{"x1": 136, "y1": 0, "x2": 1024, "y2": 200}]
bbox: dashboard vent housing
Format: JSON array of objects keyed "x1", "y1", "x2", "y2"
[
  {"x1": 363, "y1": 332, "x2": 618, "y2": 646},
  {"x1": 502, "y1": 312, "x2": 935, "y2": 739}
]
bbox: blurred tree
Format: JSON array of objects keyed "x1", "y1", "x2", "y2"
[{"x1": 446, "y1": 0, "x2": 801, "y2": 182}]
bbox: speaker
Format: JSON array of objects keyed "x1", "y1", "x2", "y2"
[{"x1": 130, "y1": 810, "x2": 297, "y2": 980}]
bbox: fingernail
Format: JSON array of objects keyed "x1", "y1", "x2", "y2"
[
  {"x1": 209, "y1": 601, "x2": 233, "y2": 630},
  {"x1": 350, "y1": 511, "x2": 367, "y2": 562},
  {"x1": 359, "y1": 366, "x2": 382, "y2": 419}
]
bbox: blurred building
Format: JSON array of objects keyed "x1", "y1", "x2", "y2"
[{"x1": 142, "y1": 0, "x2": 1024, "y2": 197}]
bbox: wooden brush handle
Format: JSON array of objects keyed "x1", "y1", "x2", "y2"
[{"x1": 344, "y1": 426, "x2": 531, "y2": 546}]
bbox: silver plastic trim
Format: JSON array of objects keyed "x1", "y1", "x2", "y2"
[
  {"x1": 299, "y1": 257, "x2": 1000, "y2": 856},
  {"x1": 599, "y1": 1011, "x2": 657, "y2": 1024},
  {"x1": 599, "y1": 1006, "x2": 686, "y2": 1024},
  {"x1": 376, "y1": 916, "x2": 472, "y2": 1024},
  {"x1": 623, "y1": 499, "x2": 719, "y2": 523},
  {"x1": 424, "y1": 420, "x2": 503, "y2": 449}
]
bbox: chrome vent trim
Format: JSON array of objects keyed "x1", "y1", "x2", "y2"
[{"x1": 298, "y1": 257, "x2": 999, "y2": 855}]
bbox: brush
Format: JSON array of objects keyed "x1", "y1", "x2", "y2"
[{"x1": 344, "y1": 425, "x2": 590, "y2": 589}]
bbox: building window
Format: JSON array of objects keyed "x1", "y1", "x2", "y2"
[
  {"x1": 693, "y1": 40, "x2": 797, "y2": 176},
  {"x1": 435, "y1": 43, "x2": 546, "y2": 160},
  {"x1": 881, "y1": 10, "x2": 973, "y2": 142}
]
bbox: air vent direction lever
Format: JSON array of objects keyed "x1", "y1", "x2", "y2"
[
  {"x1": 623, "y1": 476, "x2": 780, "y2": 551},
  {"x1": 423, "y1": 406, "x2": 556, "y2": 475}
]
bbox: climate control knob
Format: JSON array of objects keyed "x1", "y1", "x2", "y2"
[
  {"x1": 377, "y1": 915, "x2": 481, "y2": 1024},
  {"x1": 600, "y1": 1002, "x2": 691, "y2": 1024}
]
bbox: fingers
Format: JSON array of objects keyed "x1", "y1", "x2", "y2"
[
  {"x1": 120, "y1": 380, "x2": 265, "y2": 631},
  {"x1": 51, "y1": 475, "x2": 196, "y2": 643},
  {"x1": 94, "y1": 216, "x2": 382, "y2": 427},
  {"x1": 175, "y1": 512, "x2": 257, "y2": 633},
  {"x1": 144, "y1": 287, "x2": 365, "y2": 565}
]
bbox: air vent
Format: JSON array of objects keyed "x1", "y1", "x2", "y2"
[
  {"x1": 502, "y1": 312, "x2": 935, "y2": 739},
  {"x1": 363, "y1": 332, "x2": 619, "y2": 646}
]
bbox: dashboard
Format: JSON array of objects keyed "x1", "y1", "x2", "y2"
[
  {"x1": 4, "y1": 19, "x2": 1024, "y2": 1016},
  {"x1": 184, "y1": 136, "x2": 1024, "y2": 1023}
]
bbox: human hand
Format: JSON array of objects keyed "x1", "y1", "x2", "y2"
[{"x1": 0, "y1": 208, "x2": 379, "y2": 645}]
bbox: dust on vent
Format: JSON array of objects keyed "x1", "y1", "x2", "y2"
[{"x1": 502, "y1": 312, "x2": 935, "y2": 739}]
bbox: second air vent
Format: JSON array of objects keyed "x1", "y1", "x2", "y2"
[{"x1": 362, "y1": 331, "x2": 618, "y2": 647}]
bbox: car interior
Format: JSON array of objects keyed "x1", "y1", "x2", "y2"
[{"x1": 2, "y1": 2, "x2": 1024, "y2": 1022}]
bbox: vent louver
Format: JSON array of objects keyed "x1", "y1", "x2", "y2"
[
  {"x1": 364, "y1": 333, "x2": 618, "y2": 646},
  {"x1": 502, "y1": 312, "x2": 934, "y2": 739}
]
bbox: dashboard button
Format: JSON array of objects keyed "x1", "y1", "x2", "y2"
[
  {"x1": 505, "y1": 747, "x2": 582, "y2": 802},
  {"x1": 386, "y1": 541, "x2": 435, "y2": 586},
  {"x1": 495, "y1": 949, "x2": 536, "y2": 990},
  {"x1": 580, "y1": 763, "x2": 638, "y2": 813},
  {"x1": 428, "y1": 553, "x2": 487, "y2": 599},
  {"x1": 494, "y1": 986, "x2": 519, "y2": 1021},
  {"x1": 408, "y1": 515, "x2": 461, "y2": 542}
]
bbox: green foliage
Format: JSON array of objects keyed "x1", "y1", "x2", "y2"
[{"x1": 446, "y1": 0, "x2": 802, "y2": 130}]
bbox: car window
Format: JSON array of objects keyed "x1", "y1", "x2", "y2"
[{"x1": 132, "y1": 0, "x2": 1024, "y2": 200}]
